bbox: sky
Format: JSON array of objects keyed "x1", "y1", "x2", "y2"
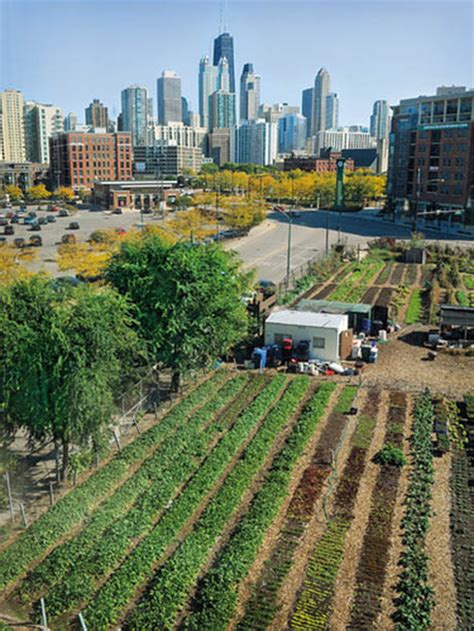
[{"x1": 0, "y1": 0, "x2": 472, "y2": 127}]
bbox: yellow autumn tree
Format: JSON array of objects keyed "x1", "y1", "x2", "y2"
[
  {"x1": 0, "y1": 243, "x2": 37, "y2": 285},
  {"x1": 28, "y1": 184, "x2": 51, "y2": 200}
]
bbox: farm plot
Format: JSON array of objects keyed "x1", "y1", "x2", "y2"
[
  {"x1": 328, "y1": 259, "x2": 385, "y2": 303},
  {"x1": 287, "y1": 389, "x2": 381, "y2": 631}
]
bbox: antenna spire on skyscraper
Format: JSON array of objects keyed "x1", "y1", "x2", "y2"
[{"x1": 219, "y1": 0, "x2": 228, "y2": 33}]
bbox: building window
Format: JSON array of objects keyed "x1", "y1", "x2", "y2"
[
  {"x1": 312, "y1": 336, "x2": 326, "y2": 349},
  {"x1": 273, "y1": 333, "x2": 291, "y2": 345}
]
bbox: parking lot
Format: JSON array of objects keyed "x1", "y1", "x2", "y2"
[{"x1": 0, "y1": 205, "x2": 159, "y2": 276}]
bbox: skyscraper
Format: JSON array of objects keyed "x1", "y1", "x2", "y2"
[
  {"x1": 0, "y1": 89, "x2": 26, "y2": 162},
  {"x1": 121, "y1": 85, "x2": 149, "y2": 146},
  {"x1": 24, "y1": 101, "x2": 64, "y2": 163},
  {"x1": 370, "y1": 100, "x2": 390, "y2": 140},
  {"x1": 64, "y1": 112, "x2": 77, "y2": 132},
  {"x1": 312, "y1": 68, "x2": 330, "y2": 137},
  {"x1": 217, "y1": 56, "x2": 230, "y2": 92},
  {"x1": 233, "y1": 119, "x2": 277, "y2": 165},
  {"x1": 181, "y1": 97, "x2": 190, "y2": 125},
  {"x1": 325, "y1": 93, "x2": 339, "y2": 130},
  {"x1": 213, "y1": 32, "x2": 235, "y2": 93},
  {"x1": 157, "y1": 71, "x2": 182, "y2": 125},
  {"x1": 302, "y1": 87, "x2": 314, "y2": 137},
  {"x1": 198, "y1": 55, "x2": 218, "y2": 129},
  {"x1": 209, "y1": 90, "x2": 236, "y2": 129},
  {"x1": 240, "y1": 63, "x2": 261, "y2": 121},
  {"x1": 278, "y1": 114, "x2": 307, "y2": 152},
  {"x1": 85, "y1": 99, "x2": 109, "y2": 129}
]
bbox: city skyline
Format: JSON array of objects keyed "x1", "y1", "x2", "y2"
[{"x1": 1, "y1": 0, "x2": 472, "y2": 128}]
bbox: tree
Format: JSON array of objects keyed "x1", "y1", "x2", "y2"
[
  {"x1": 0, "y1": 277, "x2": 142, "y2": 479},
  {"x1": 3, "y1": 184, "x2": 22, "y2": 202},
  {"x1": 0, "y1": 243, "x2": 37, "y2": 285},
  {"x1": 55, "y1": 186, "x2": 75, "y2": 202},
  {"x1": 200, "y1": 163, "x2": 219, "y2": 175},
  {"x1": 27, "y1": 184, "x2": 51, "y2": 200},
  {"x1": 105, "y1": 235, "x2": 250, "y2": 386}
]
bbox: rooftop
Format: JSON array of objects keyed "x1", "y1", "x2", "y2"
[
  {"x1": 297, "y1": 299, "x2": 372, "y2": 315},
  {"x1": 266, "y1": 309, "x2": 348, "y2": 329}
]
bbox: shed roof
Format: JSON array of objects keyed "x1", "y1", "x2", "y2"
[
  {"x1": 266, "y1": 309, "x2": 348, "y2": 329},
  {"x1": 440, "y1": 305, "x2": 474, "y2": 327},
  {"x1": 297, "y1": 299, "x2": 372, "y2": 315}
]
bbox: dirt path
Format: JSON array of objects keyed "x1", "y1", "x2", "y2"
[
  {"x1": 426, "y1": 452, "x2": 457, "y2": 631},
  {"x1": 266, "y1": 388, "x2": 364, "y2": 631},
  {"x1": 329, "y1": 389, "x2": 389, "y2": 630}
]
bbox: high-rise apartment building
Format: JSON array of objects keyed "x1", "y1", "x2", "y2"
[
  {"x1": 314, "y1": 127, "x2": 376, "y2": 155},
  {"x1": 198, "y1": 56, "x2": 218, "y2": 129},
  {"x1": 0, "y1": 89, "x2": 26, "y2": 162},
  {"x1": 213, "y1": 31, "x2": 235, "y2": 93},
  {"x1": 24, "y1": 101, "x2": 64, "y2": 163},
  {"x1": 233, "y1": 119, "x2": 277, "y2": 165},
  {"x1": 153, "y1": 121, "x2": 207, "y2": 153},
  {"x1": 49, "y1": 131, "x2": 132, "y2": 189},
  {"x1": 240, "y1": 63, "x2": 261, "y2": 121},
  {"x1": 85, "y1": 99, "x2": 109, "y2": 129},
  {"x1": 259, "y1": 103, "x2": 299, "y2": 125},
  {"x1": 209, "y1": 90, "x2": 236, "y2": 129},
  {"x1": 387, "y1": 86, "x2": 473, "y2": 215},
  {"x1": 370, "y1": 100, "x2": 390, "y2": 140},
  {"x1": 312, "y1": 68, "x2": 330, "y2": 137},
  {"x1": 157, "y1": 71, "x2": 182, "y2": 125},
  {"x1": 325, "y1": 93, "x2": 339, "y2": 130},
  {"x1": 121, "y1": 85, "x2": 149, "y2": 146},
  {"x1": 302, "y1": 87, "x2": 314, "y2": 137},
  {"x1": 278, "y1": 113, "x2": 307, "y2": 153}
]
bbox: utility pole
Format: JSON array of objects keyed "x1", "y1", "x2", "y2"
[{"x1": 412, "y1": 165, "x2": 421, "y2": 234}]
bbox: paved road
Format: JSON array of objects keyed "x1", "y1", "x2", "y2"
[{"x1": 229, "y1": 209, "x2": 473, "y2": 283}]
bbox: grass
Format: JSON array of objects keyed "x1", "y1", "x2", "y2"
[
  {"x1": 456, "y1": 290, "x2": 469, "y2": 307},
  {"x1": 463, "y1": 275, "x2": 474, "y2": 290},
  {"x1": 405, "y1": 288, "x2": 423, "y2": 325}
]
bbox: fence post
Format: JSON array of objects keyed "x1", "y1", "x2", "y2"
[
  {"x1": 113, "y1": 430, "x2": 122, "y2": 451},
  {"x1": 49, "y1": 481, "x2": 55, "y2": 506},
  {"x1": 19, "y1": 501, "x2": 28, "y2": 528},
  {"x1": 78, "y1": 613, "x2": 87, "y2": 631},
  {"x1": 40, "y1": 597, "x2": 48, "y2": 630}
]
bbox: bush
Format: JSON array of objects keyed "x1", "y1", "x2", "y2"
[{"x1": 373, "y1": 444, "x2": 407, "y2": 467}]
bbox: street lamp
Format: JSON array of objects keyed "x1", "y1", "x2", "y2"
[{"x1": 274, "y1": 205, "x2": 292, "y2": 289}]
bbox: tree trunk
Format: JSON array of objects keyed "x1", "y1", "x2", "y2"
[
  {"x1": 60, "y1": 438, "x2": 70, "y2": 482},
  {"x1": 171, "y1": 370, "x2": 181, "y2": 392}
]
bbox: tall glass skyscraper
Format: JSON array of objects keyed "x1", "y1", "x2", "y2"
[
  {"x1": 302, "y1": 87, "x2": 314, "y2": 137},
  {"x1": 240, "y1": 63, "x2": 261, "y2": 121},
  {"x1": 312, "y1": 68, "x2": 331, "y2": 137},
  {"x1": 121, "y1": 85, "x2": 149, "y2": 146},
  {"x1": 213, "y1": 32, "x2": 235, "y2": 93},
  {"x1": 370, "y1": 100, "x2": 390, "y2": 139},
  {"x1": 198, "y1": 56, "x2": 218, "y2": 129},
  {"x1": 278, "y1": 114, "x2": 307, "y2": 152},
  {"x1": 157, "y1": 71, "x2": 182, "y2": 125},
  {"x1": 325, "y1": 93, "x2": 339, "y2": 130}
]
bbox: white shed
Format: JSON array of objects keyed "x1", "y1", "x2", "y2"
[{"x1": 264, "y1": 309, "x2": 349, "y2": 362}]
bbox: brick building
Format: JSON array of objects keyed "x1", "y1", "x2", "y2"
[
  {"x1": 387, "y1": 86, "x2": 473, "y2": 219},
  {"x1": 49, "y1": 131, "x2": 132, "y2": 190},
  {"x1": 283, "y1": 151, "x2": 354, "y2": 173}
]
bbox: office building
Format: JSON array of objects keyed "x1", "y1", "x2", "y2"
[
  {"x1": 181, "y1": 97, "x2": 190, "y2": 125},
  {"x1": 283, "y1": 151, "x2": 354, "y2": 173},
  {"x1": 387, "y1": 86, "x2": 473, "y2": 214},
  {"x1": 302, "y1": 87, "x2": 314, "y2": 137},
  {"x1": 213, "y1": 31, "x2": 235, "y2": 93},
  {"x1": 326, "y1": 93, "x2": 339, "y2": 130},
  {"x1": 314, "y1": 127, "x2": 376, "y2": 155},
  {"x1": 208, "y1": 128, "x2": 232, "y2": 166},
  {"x1": 233, "y1": 119, "x2": 277, "y2": 165},
  {"x1": 24, "y1": 101, "x2": 64, "y2": 164},
  {"x1": 278, "y1": 113, "x2": 307, "y2": 152},
  {"x1": 157, "y1": 71, "x2": 182, "y2": 125},
  {"x1": 121, "y1": 85, "x2": 150, "y2": 146},
  {"x1": 49, "y1": 131, "x2": 132, "y2": 189},
  {"x1": 153, "y1": 121, "x2": 207, "y2": 153},
  {"x1": 240, "y1": 63, "x2": 261, "y2": 121},
  {"x1": 133, "y1": 144, "x2": 203, "y2": 176},
  {"x1": 64, "y1": 112, "x2": 77, "y2": 132},
  {"x1": 209, "y1": 90, "x2": 236, "y2": 129},
  {"x1": 259, "y1": 103, "x2": 299, "y2": 125},
  {"x1": 312, "y1": 68, "x2": 331, "y2": 137},
  {"x1": 85, "y1": 99, "x2": 109, "y2": 130},
  {"x1": 0, "y1": 89, "x2": 26, "y2": 162},
  {"x1": 370, "y1": 100, "x2": 390, "y2": 140},
  {"x1": 198, "y1": 55, "x2": 218, "y2": 129}
]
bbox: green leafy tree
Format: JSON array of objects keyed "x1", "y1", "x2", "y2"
[
  {"x1": 0, "y1": 277, "x2": 142, "y2": 479},
  {"x1": 105, "y1": 235, "x2": 250, "y2": 386}
]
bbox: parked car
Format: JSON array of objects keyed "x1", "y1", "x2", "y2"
[
  {"x1": 0, "y1": 237, "x2": 6, "y2": 244},
  {"x1": 5, "y1": 211, "x2": 15, "y2": 218},
  {"x1": 68, "y1": 221, "x2": 80, "y2": 230},
  {"x1": 14, "y1": 237, "x2": 25, "y2": 248},
  {"x1": 115, "y1": 227, "x2": 127, "y2": 235},
  {"x1": 29, "y1": 235, "x2": 43, "y2": 247},
  {"x1": 256, "y1": 279, "x2": 277, "y2": 297},
  {"x1": 61, "y1": 234, "x2": 76, "y2": 245},
  {"x1": 49, "y1": 205, "x2": 60, "y2": 212},
  {"x1": 287, "y1": 210, "x2": 302, "y2": 218},
  {"x1": 10, "y1": 215, "x2": 19, "y2": 224},
  {"x1": 29, "y1": 223, "x2": 41, "y2": 231},
  {"x1": 24, "y1": 216, "x2": 36, "y2": 225},
  {"x1": 38, "y1": 216, "x2": 48, "y2": 225},
  {"x1": 46, "y1": 215, "x2": 56, "y2": 223},
  {"x1": 0, "y1": 218, "x2": 8, "y2": 226},
  {"x1": 27, "y1": 210, "x2": 37, "y2": 218},
  {"x1": 4, "y1": 225, "x2": 14, "y2": 235},
  {"x1": 113, "y1": 207, "x2": 123, "y2": 215},
  {"x1": 58, "y1": 209, "x2": 69, "y2": 217}
]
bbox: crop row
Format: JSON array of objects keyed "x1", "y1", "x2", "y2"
[
  {"x1": 124, "y1": 377, "x2": 312, "y2": 630},
  {"x1": 0, "y1": 370, "x2": 228, "y2": 591},
  {"x1": 393, "y1": 391, "x2": 435, "y2": 631},
  {"x1": 236, "y1": 385, "x2": 358, "y2": 631},
  {"x1": 181, "y1": 382, "x2": 337, "y2": 630},
  {"x1": 20, "y1": 373, "x2": 250, "y2": 607},
  {"x1": 79, "y1": 374, "x2": 290, "y2": 629},
  {"x1": 289, "y1": 390, "x2": 380, "y2": 631},
  {"x1": 329, "y1": 260, "x2": 385, "y2": 303},
  {"x1": 347, "y1": 391, "x2": 407, "y2": 629},
  {"x1": 405, "y1": 289, "x2": 423, "y2": 325}
]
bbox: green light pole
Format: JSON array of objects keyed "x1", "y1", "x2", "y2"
[{"x1": 334, "y1": 158, "x2": 346, "y2": 243}]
